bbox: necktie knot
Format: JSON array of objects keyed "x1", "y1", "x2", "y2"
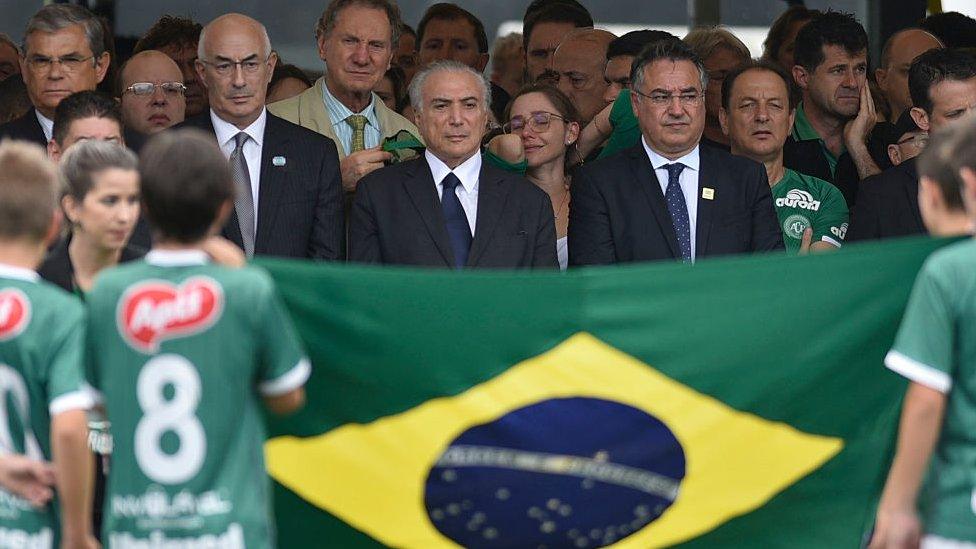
[
  {"x1": 346, "y1": 115, "x2": 368, "y2": 153},
  {"x1": 233, "y1": 131, "x2": 249, "y2": 152},
  {"x1": 346, "y1": 114, "x2": 367, "y2": 131},
  {"x1": 665, "y1": 162, "x2": 685, "y2": 182},
  {"x1": 441, "y1": 173, "x2": 462, "y2": 190}
]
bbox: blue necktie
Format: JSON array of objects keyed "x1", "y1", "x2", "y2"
[
  {"x1": 664, "y1": 163, "x2": 692, "y2": 261},
  {"x1": 440, "y1": 173, "x2": 472, "y2": 269}
]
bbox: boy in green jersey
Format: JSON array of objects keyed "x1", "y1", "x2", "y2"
[
  {"x1": 86, "y1": 129, "x2": 308, "y2": 547},
  {"x1": 0, "y1": 141, "x2": 96, "y2": 548},
  {"x1": 870, "y1": 116, "x2": 976, "y2": 547}
]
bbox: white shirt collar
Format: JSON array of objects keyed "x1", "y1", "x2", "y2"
[
  {"x1": 35, "y1": 110, "x2": 54, "y2": 142},
  {"x1": 210, "y1": 108, "x2": 267, "y2": 149},
  {"x1": 0, "y1": 262, "x2": 39, "y2": 282},
  {"x1": 641, "y1": 136, "x2": 700, "y2": 171},
  {"x1": 425, "y1": 149, "x2": 481, "y2": 194},
  {"x1": 145, "y1": 249, "x2": 210, "y2": 266}
]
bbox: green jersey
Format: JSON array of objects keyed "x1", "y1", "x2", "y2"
[
  {"x1": 772, "y1": 169, "x2": 849, "y2": 254},
  {"x1": 86, "y1": 250, "x2": 309, "y2": 547},
  {"x1": 886, "y1": 239, "x2": 976, "y2": 541},
  {"x1": 0, "y1": 263, "x2": 91, "y2": 547}
]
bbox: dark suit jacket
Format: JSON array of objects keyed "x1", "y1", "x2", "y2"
[
  {"x1": 846, "y1": 157, "x2": 925, "y2": 241},
  {"x1": 568, "y1": 143, "x2": 784, "y2": 266},
  {"x1": 783, "y1": 135, "x2": 862, "y2": 209},
  {"x1": 349, "y1": 156, "x2": 558, "y2": 269},
  {"x1": 177, "y1": 111, "x2": 343, "y2": 260},
  {"x1": 0, "y1": 108, "x2": 47, "y2": 147},
  {"x1": 37, "y1": 235, "x2": 145, "y2": 293}
]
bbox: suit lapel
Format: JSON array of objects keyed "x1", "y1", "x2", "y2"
[
  {"x1": 403, "y1": 160, "x2": 455, "y2": 267},
  {"x1": 695, "y1": 146, "x2": 715, "y2": 256},
  {"x1": 254, "y1": 115, "x2": 290, "y2": 253},
  {"x1": 467, "y1": 164, "x2": 510, "y2": 266},
  {"x1": 182, "y1": 115, "x2": 246, "y2": 249},
  {"x1": 629, "y1": 147, "x2": 679, "y2": 258}
]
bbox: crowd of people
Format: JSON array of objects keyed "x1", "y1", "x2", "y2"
[{"x1": 1, "y1": 0, "x2": 976, "y2": 547}]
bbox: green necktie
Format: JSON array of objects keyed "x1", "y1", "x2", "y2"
[{"x1": 346, "y1": 114, "x2": 368, "y2": 154}]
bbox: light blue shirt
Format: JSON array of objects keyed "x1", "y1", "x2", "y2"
[
  {"x1": 641, "y1": 137, "x2": 701, "y2": 260},
  {"x1": 322, "y1": 83, "x2": 381, "y2": 155}
]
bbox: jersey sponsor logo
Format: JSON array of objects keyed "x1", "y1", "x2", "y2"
[
  {"x1": 775, "y1": 189, "x2": 821, "y2": 211},
  {"x1": 118, "y1": 277, "x2": 224, "y2": 353},
  {"x1": 831, "y1": 223, "x2": 848, "y2": 240},
  {"x1": 0, "y1": 289, "x2": 30, "y2": 341},
  {"x1": 783, "y1": 214, "x2": 811, "y2": 240},
  {"x1": 0, "y1": 527, "x2": 52, "y2": 548},
  {"x1": 108, "y1": 523, "x2": 243, "y2": 548}
]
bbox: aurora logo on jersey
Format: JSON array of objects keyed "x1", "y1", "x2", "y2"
[
  {"x1": 0, "y1": 289, "x2": 30, "y2": 342},
  {"x1": 776, "y1": 189, "x2": 821, "y2": 211},
  {"x1": 118, "y1": 277, "x2": 224, "y2": 353}
]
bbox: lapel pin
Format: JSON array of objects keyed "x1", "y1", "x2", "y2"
[
  {"x1": 272, "y1": 156, "x2": 286, "y2": 167},
  {"x1": 702, "y1": 187, "x2": 715, "y2": 200}
]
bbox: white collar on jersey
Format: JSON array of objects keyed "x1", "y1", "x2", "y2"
[
  {"x1": 145, "y1": 250, "x2": 210, "y2": 266},
  {"x1": 0, "y1": 262, "x2": 39, "y2": 282}
]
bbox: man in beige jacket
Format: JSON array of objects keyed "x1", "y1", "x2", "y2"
[{"x1": 268, "y1": 0, "x2": 419, "y2": 193}]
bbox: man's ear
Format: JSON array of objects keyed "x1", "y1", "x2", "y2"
[
  {"x1": 910, "y1": 106, "x2": 930, "y2": 132},
  {"x1": 887, "y1": 143, "x2": 902, "y2": 166},
  {"x1": 875, "y1": 67, "x2": 888, "y2": 90},
  {"x1": 792, "y1": 65, "x2": 809, "y2": 90},
  {"x1": 718, "y1": 107, "x2": 729, "y2": 136},
  {"x1": 475, "y1": 53, "x2": 489, "y2": 73},
  {"x1": 94, "y1": 51, "x2": 110, "y2": 83},
  {"x1": 960, "y1": 167, "x2": 976, "y2": 215},
  {"x1": 317, "y1": 33, "x2": 329, "y2": 63},
  {"x1": 194, "y1": 59, "x2": 209, "y2": 92},
  {"x1": 47, "y1": 139, "x2": 61, "y2": 161}
]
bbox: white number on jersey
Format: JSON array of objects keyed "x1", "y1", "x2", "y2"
[{"x1": 0, "y1": 364, "x2": 42, "y2": 459}]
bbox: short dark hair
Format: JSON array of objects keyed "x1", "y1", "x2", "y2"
[
  {"x1": 793, "y1": 11, "x2": 868, "y2": 72},
  {"x1": 0, "y1": 74, "x2": 31, "y2": 125},
  {"x1": 631, "y1": 39, "x2": 708, "y2": 94},
  {"x1": 400, "y1": 23, "x2": 416, "y2": 40},
  {"x1": 52, "y1": 91, "x2": 122, "y2": 147},
  {"x1": 920, "y1": 11, "x2": 976, "y2": 50},
  {"x1": 139, "y1": 129, "x2": 234, "y2": 243},
  {"x1": 916, "y1": 119, "x2": 976, "y2": 211},
  {"x1": 383, "y1": 65, "x2": 408, "y2": 112},
  {"x1": 133, "y1": 15, "x2": 201, "y2": 53},
  {"x1": 761, "y1": 6, "x2": 820, "y2": 66},
  {"x1": 607, "y1": 30, "x2": 678, "y2": 60},
  {"x1": 270, "y1": 62, "x2": 313, "y2": 91},
  {"x1": 909, "y1": 48, "x2": 976, "y2": 114},
  {"x1": 417, "y1": 3, "x2": 488, "y2": 54},
  {"x1": 522, "y1": 2, "x2": 593, "y2": 50},
  {"x1": 721, "y1": 59, "x2": 798, "y2": 111},
  {"x1": 0, "y1": 140, "x2": 60, "y2": 242},
  {"x1": 316, "y1": 0, "x2": 402, "y2": 48}
]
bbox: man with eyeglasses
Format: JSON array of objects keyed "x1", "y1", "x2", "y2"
[
  {"x1": 550, "y1": 28, "x2": 615, "y2": 126},
  {"x1": 0, "y1": 4, "x2": 109, "y2": 148},
  {"x1": 849, "y1": 47, "x2": 976, "y2": 241},
  {"x1": 569, "y1": 40, "x2": 783, "y2": 266},
  {"x1": 178, "y1": 13, "x2": 343, "y2": 261},
  {"x1": 119, "y1": 51, "x2": 186, "y2": 139}
]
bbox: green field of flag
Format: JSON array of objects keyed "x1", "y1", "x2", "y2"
[{"x1": 258, "y1": 236, "x2": 951, "y2": 548}]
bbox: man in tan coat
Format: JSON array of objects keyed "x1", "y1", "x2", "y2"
[{"x1": 268, "y1": 0, "x2": 419, "y2": 193}]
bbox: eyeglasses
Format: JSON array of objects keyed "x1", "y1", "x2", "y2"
[
  {"x1": 198, "y1": 55, "x2": 270, "y2": 76},
  {"x1": 896, "y1": 133, "x2": 928, "y2": 148},
  {"x1": 632, "y1": 88, "x2": 704, "y2": 107},
  {"x1": 504, "y1": 111, "x2": 567, "y2": 134},
  {"x1": 25, "y1": 54, "x2": 95, "y2": 74},
  {"x1": 123, "y1": 82, "x2": 187, "y2": 97}
]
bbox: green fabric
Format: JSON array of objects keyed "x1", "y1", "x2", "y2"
[
  {"x1": 381, "y1": 130, "x2": 425, "y2": 164},
  {"x1": 86, "y1": 261, "x2": 307, "y2": 547},
  {"x1": 257, "y1": 235, "x2": 952, "y2": 548},
  {"x1": 792, "y1": 103, "x2": 840, "y2": 175},
  {"x1": 0, "y1": 275, "x2": 87, "y2": 545},
  {"x1": 772, "y1": 169, "x2": 850, "y2": 253},
  {"x1": 598, "y1": 89, "x2": 642, "y2": 159},
  {"x1": 483, "y1": 148, "x2": 528, "y2": 175},
  {"x1": 887, "y1": 239, "x2": 976, "y2": 541}
]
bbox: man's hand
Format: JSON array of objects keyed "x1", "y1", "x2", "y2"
[
  {"x1": 0, "y1": 454, "x2": 55, "y2": 507},
  {"x1": 340, "y1": 147, "x2": 393, "y2": 193},
  {"x1": 843, "y1": 82, "x2": 877, "y2": 148},
  {"x1": 868, "y1": 509, "x2": 922, "y2": 549}
]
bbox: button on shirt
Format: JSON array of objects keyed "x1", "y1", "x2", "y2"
[
  {"x1": 323, "y1": 83, "x2": 381, "y2": 155},
  {"x1": 36, "y1": 110, "x2": 53, "y2": 142},
  {"x1": 642, "y1": 137, "x2": 701, "y2": 260},
  {"x1": 211, "y1": 108, "x2": 266, "y2": 234},
  {"x1": 427, "y1": 150, "x2": 479, "y2": 235}
]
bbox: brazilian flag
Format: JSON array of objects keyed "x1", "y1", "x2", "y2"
[{"x1": 259, "y1": 236, "x2": 949, "y2": 548}]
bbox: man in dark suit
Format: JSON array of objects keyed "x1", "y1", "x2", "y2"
[
  {"x1": 0, "y1": 5, "x2": 109, "y2": 147},
  {"x1": 569, "y1": 40, "x2": 783, "y2": 266},
  {"x1": 349, "y1": 60, "x2": 557, "y2": 269},
  {"x1": 178, "y1": 13, "x2": 342, "y2": 260},
  {"x1": 848, "y1": 48, "x2": 976, "y2": 241}
]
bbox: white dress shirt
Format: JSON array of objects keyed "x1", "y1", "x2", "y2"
[
  {"x1": 641, "y1": 137, "x2": 701, "y2": 260},
  {"x1": 36, "y1": 110, "x2": 53, "y2": 142},
  {"x1": 426, "y1": 150, "x2": 480, "y2": 236},
  {"x1": 212, "y1": 109, "x2": 267, "y2": 233}
]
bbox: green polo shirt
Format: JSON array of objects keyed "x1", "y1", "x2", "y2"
[{"x1": 792, "y1": 102, "x2": 842, "y2": 176}]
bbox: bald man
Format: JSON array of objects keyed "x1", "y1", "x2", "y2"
[
  {"x1": 551, "y1": 28, "x2": 617, "y2": 124},
  {"x1": 178, "y1": 13, "x2": 343, "y2": 260},
  {"x1": 119, "y1": 51, "x2": 186, "y2": 136},
  {"x1": 876, "y1": 28, "x2": 943, "y2": 121}
]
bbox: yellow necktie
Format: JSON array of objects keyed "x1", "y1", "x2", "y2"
[{"x1": 346, "y1": 114, "x2": 367, "y2": 154}]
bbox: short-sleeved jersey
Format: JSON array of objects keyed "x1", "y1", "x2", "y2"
[
  {"x1": 0, "y1": 263, "x2": 91, "y2": 546},
  {"x1": 885, "y1": 239, "x2": 976, "y2": 541},
  {"x1": 771, "y1": 169, "x2": 850, "y2": 253},
  {"x1": 86, "y1": 250, "x2": 309, "y2": 548}
]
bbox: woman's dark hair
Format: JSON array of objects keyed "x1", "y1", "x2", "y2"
[
  {"x1": 504, "y1": 83, "x2": 581, "y2": 125},
  {"x1": 761, "y1": 6, "x2": 820, "y2": 68},
  {"x1": 383, "y1": 65, "x2": 408, "y2": 113}
]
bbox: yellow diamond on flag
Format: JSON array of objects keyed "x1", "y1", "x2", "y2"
[{"x1": 266, "y1": 333, "x2": 843, "y2": 548}]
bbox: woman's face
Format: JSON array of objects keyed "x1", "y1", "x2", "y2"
[
  {"x1": 375, "y1": 76, "x2": 397, "y2": 112},
  {"x1": 508, "y1": 92, "x2": 579, "y2": 170},
  {"x1": 65, "y1": 168, "x2": 140, "y2": 252}
]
